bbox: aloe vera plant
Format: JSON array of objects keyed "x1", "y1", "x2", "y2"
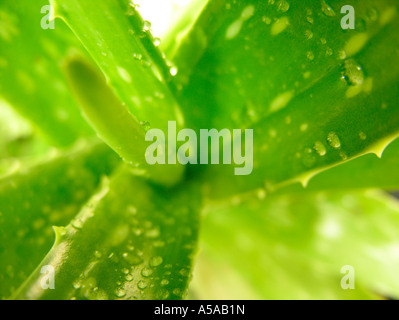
[{"x1": 1, "y1": 0, "x2": 399, "y2": 300}]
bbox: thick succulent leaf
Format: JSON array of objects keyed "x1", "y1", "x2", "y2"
[
  {"x1": 0, "y1": 0, "x2": 93, "y2": 146},
  {"x1": 0, "y1": 142, "x2": 119, "y2": 299},
  {"x1": 52, "y1": 0, "x2": 186, "y2": 135},
  {"x1": 191, "y1": 191, "x2": 399, "y2": 299},
  {"x1": 13, "y1": 166, "x2": 200, "y2": 300},
  {"x1": 173, "y1": 0, "x2": 399, "y2": 194},
  {"x1": 280, "y1": 137, "x2": 399, "y2": 193},
  {"x1": 160, "y1": 0, "x2": 209, "y2": 58},
  {"x1": 64, "y1": 56, "x2": 184, "y2": 187}
]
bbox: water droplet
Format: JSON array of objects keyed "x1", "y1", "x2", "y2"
[
  {"x1": 327, "y1": 132, "x2": 341, "y2": 148},
  {"x1": 72, "y1": 218, "x2": 83, "y2": 229},
  {"x1": 141, "y1": 267, "x2": 153, "y2": 277},
  {"x1": 173, "y1": 288, "x2": 181, "y2": 296},
  {"x1": 122, "y1": 268, "x2": 129, "y2": 274},
  {"x1": 73, "y1": 280, "x2": 81, "y2": 289},
  {"x1": 307, "y1": 51, "x2": 315, "y2": 61},
  {"x1": 321, "y1": 0, "x2": 336, "y2": 17},
  {"x1": 153, "y1": 37, "x2": 161, "y2": 46},
  {"x1": 139, "y1": 121, "x2": 151, "y2": 131},
  {"x1": 157, "y1": 289, "x2": 170, "y2": 299},
  {"x1": 262, "y1": 16, "x2": 272, "y2": 24},
  {"x1": 160, "y1": 279, "x2": 169, "y2": 286},
  {"x1": 359, "y1": 132, "x2": 367, "y2": 140},
  {"x1": 341, "y1": 59, "x2": 364, "y2": 86},
  {"x1": 94, "y1": 250, "x2": 102, "y2": 259},
  {"x1": 305, "y1": 30, "x2": 313, "y2": 40},
  {"x1": 179, "y1": 268, "x2": 188, "y2": 276},
  {"x1": 125, "y1": 274, "x2": 134, "y2": 281},
  {"x1": 115, "y1": 287, "x2": 126, "y2": 298},
  {"x1": 277, "y1": 0, "x2": 290, "y2": 13},
  {"x1": 338, "y1": 50, "x2": 347, "y2": 60},
  {"x1": 314, "y1": 141, "x2": 327, "y2": 156},
  {"x1": 339, "y1": 151, "x2": 348, "y2": 160},
  {"x1": 143, "y1": 21, "x2": 151, "y2": 31},
  {"x1": 137, "y1": 280, "x2": 148, "y2": 290},
  {"x1": 149, "y1": 256, "x2": 163, "y2": 267}
]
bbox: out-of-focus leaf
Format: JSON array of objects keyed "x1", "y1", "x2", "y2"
[
  {"x1": 191, "y1": 191, "x2": 399, "y2": 299},
  {"x1": 52, "y1": 0, "x2": 186, "y2": 135},
  {"x1": 0, "y1": 0, "x2": 93, "y2": 146},
  {"x1": 13, "y1": 166, "x2": 201, "y2": 300},
  {"x1": 0, "y1": 141, "x2": 119, "y2": 299},
  {"x1": 172, "y1": 0, "x2": 399, "y2": 195},
  {"x1": 64, "y1": 56, "x2": 184, "y2": 187},
  {"x1": 160, "y1": 0, "x2": 209, "y2": 59}
]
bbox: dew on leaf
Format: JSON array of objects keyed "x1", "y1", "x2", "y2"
[
  {"x1": 262, "y1": 16, "x2": 271, "y2": 24},
  {"x1": 306, "y1": 51, "x2": 315, "y2": 61},
  {"x1": 115, "y1": 287, "x2": 126, "y2": 298},
  {"x1": 359, "y1": 132, "x2": 367, "y2": 140},
  {"x1": 141, "y1": 267, "x2": 153, "y2": 277},
  {"x1": 153, "y1": 37, "x2": 161, "y2": 46},
  {"x1": 73, "y1": 280, "x2": 81, "y2": 289},
  {"x1": 341, "y1": 59, "x2": 364, "y2": 86},
  {"x1": 160, "y1": 279, "x2": 169, "y2": 286},
  {"x1": 149, "y1": 256, "x2": 163, "y2": 267},
  {"x1": 125, "y1": 274, "x2": 134, "y2": 281},
  {"x1": 321, "y1": 0, "x2": 336, "y2": 17},
  {"x1": 314, "y1": 141, "x2": 327, "y2": 156},
  {"x1": 327, "y1": 132, "x2": 341, "y2": 148},
  {"x1": 143, "y1": 21, "x2": 151, "y2": 31},
  {"x1": 277, "y1": 0, "x2": 290, "y2": 13},
  {"x1": 305, "y1": 30, "x2": 313, "y2": 40},
  {"x1": 137, "y1": 280, "x2": 148, "y2": 290}
]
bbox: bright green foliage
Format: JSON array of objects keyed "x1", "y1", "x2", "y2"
[
  {"x1": 0, "y1": 142, "x2": 119, "y2": 299},
  {"x1": 176, "y1": 0, "x2": 399, "y2": 196},
  {"x1": 0, "y1": 0, "x2": 399, "y2": 300},
  {"x1": 192, "y1": 190, "x2": 399, "y2": 299},
  {"x1": 52, "y1": 0, "x2": 185, "y2": 135},
  {"x1": 13, "y1": 166, "x2": 200, "y2": 300},
  {"x1": 0, "y1": 0, "x2": 93, "y2": 146}
]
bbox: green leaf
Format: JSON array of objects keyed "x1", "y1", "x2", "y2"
[
  {"x1": 0, "y1": 0, "x2": 94, "y2": 146},
  {"x1": 64, "y1": 55, "x2": 184, "y2": 187},
  {"x1": 280, "y1": 137, "x2": 399, "y2": 193},
  {"x1": 0, "y1": 141, "x2": 119, "y2": 299},
  {"x1": 52, "y1": 0, "x2": 186, "y2": 135},
  {"x1": 191, "y1": 190, "x2": 399, "y2": 299},
  {"x1": 172, "y1": 0, "x2": 399, "y2": 195},
  {"x1": 13, "y1": 166, "x2": 201, "y2": 300}
]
